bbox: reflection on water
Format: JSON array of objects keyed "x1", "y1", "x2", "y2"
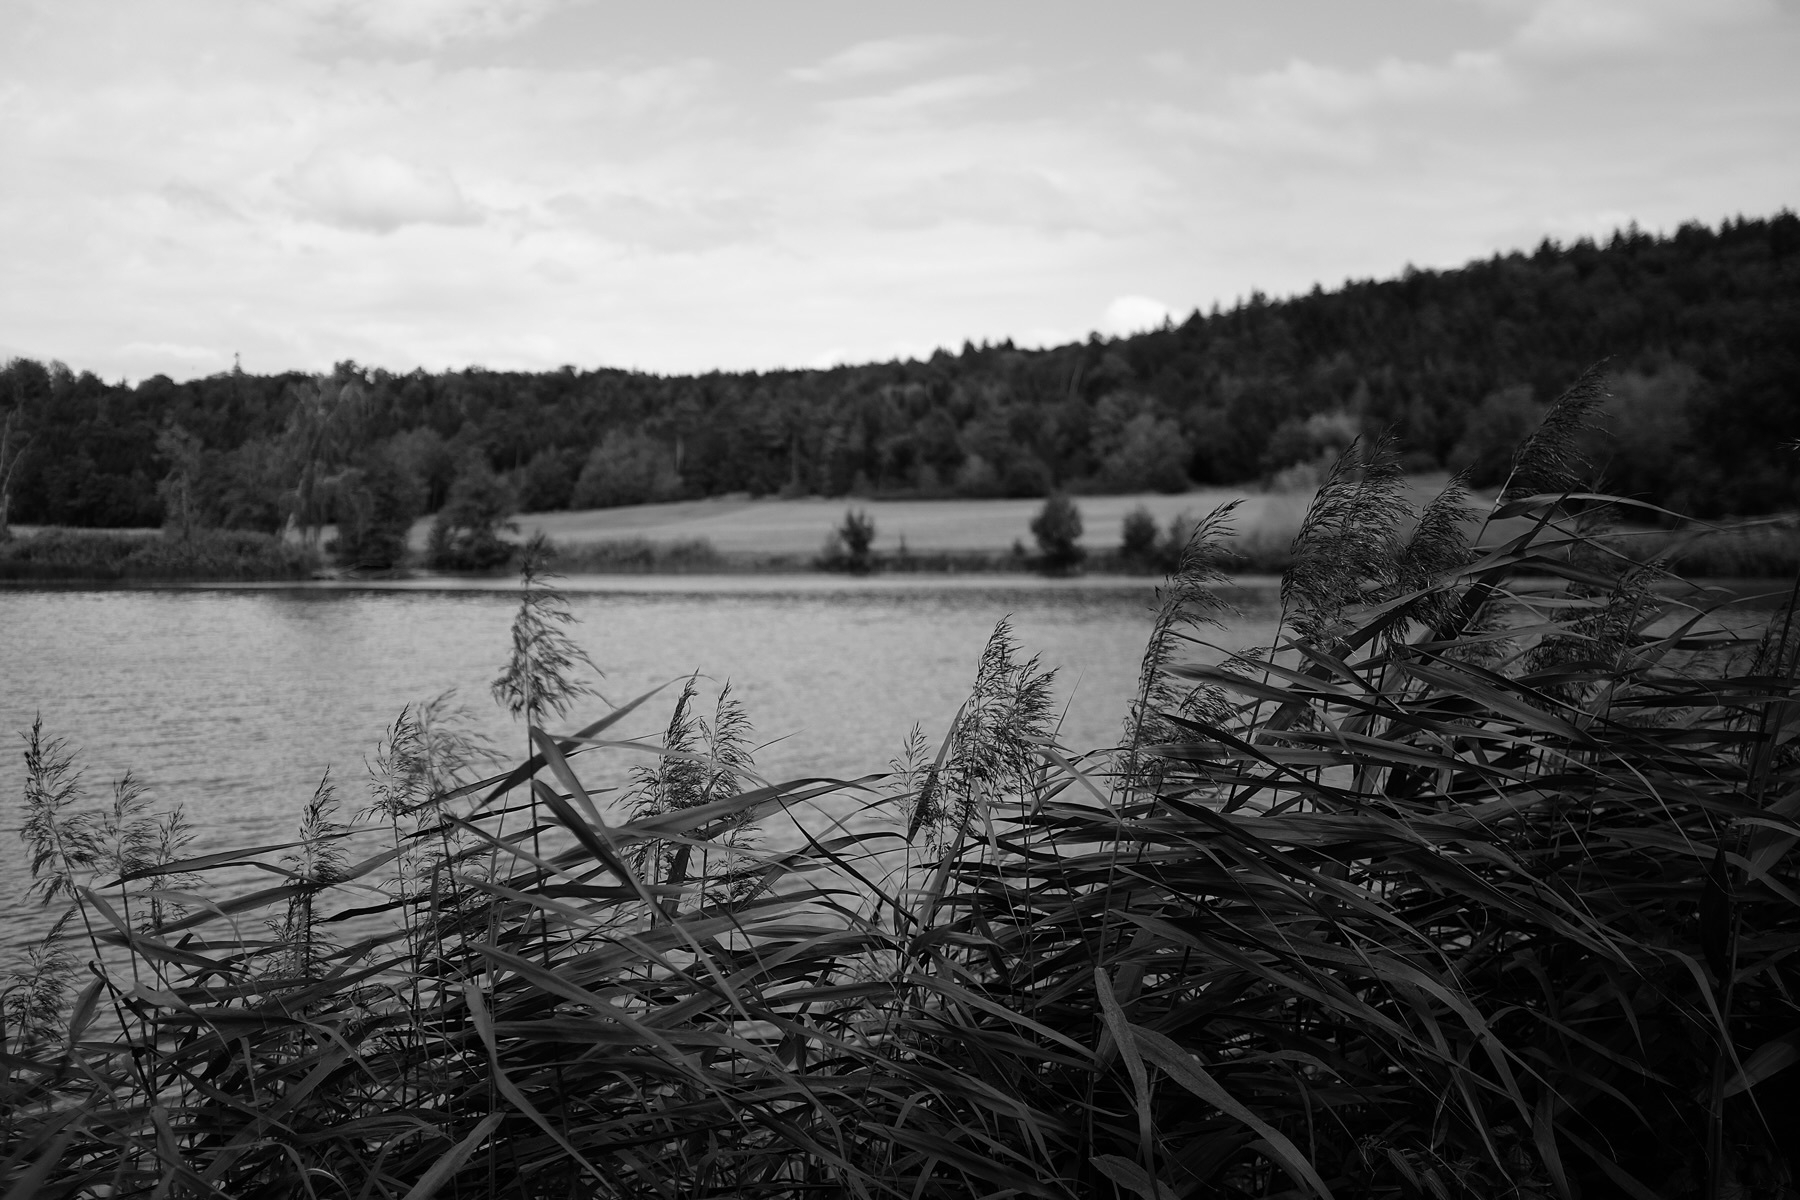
[{"x1": 0, "y1": 577, "x2": 1284, "y2": 936}]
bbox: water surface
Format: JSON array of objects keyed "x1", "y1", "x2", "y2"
[{"x1": 1, "y1": 576, "x2": 1284, "y2": 922}]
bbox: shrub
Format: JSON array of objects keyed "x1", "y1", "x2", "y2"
[
  {"x1": 818, "y1": 507, "x2": 877, "y2": 573},
  {"x1": 1119, "y1": 503, "x2": 1160, "y2": 571},
  {"x1": 427, "y1": 457, "x2": 517, "y2": 571},
  {"x1": 0, "y1": 527, "x2": 318, "y2": 580},
  {"x1": 551, "y1": 536, "x2": 723, "y2": 573},
  {"x1": 1030, "y1": 492, "x2": 1084, "y2": 574}
]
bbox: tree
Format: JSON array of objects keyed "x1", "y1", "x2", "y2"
[
  {"x1": 571, "y1": 429, "x2": 682, "y2": 509},
  {"x1": 282, "y1": 371, "x2": 369, "y2": 547},
  {"x1": 330, "y1": 454, "x2": 420, "y2": 571},
  {"x1": 389, "y1": 427, "x2": 459, "y2": 514},
  {"x1": 820, "y1": 508, "x2": 877, "y2": 573},
  {"x1": 516, "y1": 448, "x2": 578, "y2": 513},
  {"x1": 0, "y1": 394, "x2": 29, "y2": 542},
  {"x1": 1120, "y1": 505, "x2": 1158, "y2": 570},
  {"x1": 199, "y1": 437, "x2": 288, "y2": 533},
  {"x1": 155, "y1": 424, "x2": 205, "y2": 542},
  {"x1": 1030, "y1": 494, "x2": 1085, "y2": 574},
  {"x1": 427, "y1": 457, "x2": 517, "y2": 571},
  {"x1": 1449, "y1": 385, "x2": 1542, "y2": 488}
]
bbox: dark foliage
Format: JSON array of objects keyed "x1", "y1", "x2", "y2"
[
  {"x1": 1031, "y1": 492, "x2": 1086, "y2": 574},
  {"x1": 818, "y1": 507, "x2": 878, "y2": 573},
  {"x1": 427, "y1": 457, "x2": 517, "y2": 571},
  {"x1": 0, "y1": 527, "x2": 318, "y2": 580},
  {"x1": 329, "y1": 453, "x2": 421, "y2": 571},
  {"x1": 1120, "y1": 504, "x2": 1161, "y2": 568},
  {"x1": 4, "y1": 212, "x2": 1798, "y2": 531}
]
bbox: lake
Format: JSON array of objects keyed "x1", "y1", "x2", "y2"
[{"x1": 0, "y1": 575, "x2": 1286, "y2": 934}]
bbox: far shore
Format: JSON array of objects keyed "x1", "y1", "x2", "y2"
[
  {"x1": 7, "y1": 476, "x2": 1797, "y2": 583},
  {"x1": 436, "y1": 486, "x2": 1341, "y2": 558}
]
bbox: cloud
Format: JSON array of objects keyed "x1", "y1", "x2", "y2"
[
  {"x1": 121, "y1": 341, "x2": 229, "y2": 367},
  {"x1": 1145, "y1": 51, "x2": 1512, "y2": 161},
  {"x1": 282, "y1": 150, "x2": 481, "y2": 233},
  {"x1": 788, "y1": 35, "x2": 966, "y2": 85},
  {"x1": 1232, "y1": 51, "x2": 1511, "y2": 116},
  {"x1": 1512, "y1": 0, "x2": 1777, "y2": 55},
  {"x1": 819, "y1": 68, "x2": 1033, "y2": 124},
  {"x1": 3, "y1": 0, "x2": 1796, "y2": 383},
  {"x1": 1144, "y1": 50, "x2": 1194, "y2": 80},
  {"x1": 545, "y1": 190, "x2": 766, "y2": 253},
  {"x1": 158, "y1": 184, "x2": 245, "y2": 223},
  {"x1": 1100, "y1": 296, "x2": 1174, "y2": 337},
  {"x1": 297, "y1": 0, "x2": 565, "y2": 46},
  {"x1": 862, "y1": 165, "x2": 1089, "y2": 232}
]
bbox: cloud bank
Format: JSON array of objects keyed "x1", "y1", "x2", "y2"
[{"x1": 0, "y1": 0, "x2": 1793, "y2": 380}]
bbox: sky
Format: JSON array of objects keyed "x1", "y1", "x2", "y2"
[{"x1": 1, "y1": 0, "x2": 1796, "y2": 383}]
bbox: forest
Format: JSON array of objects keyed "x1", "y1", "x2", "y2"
[{"x1": 2, "y1": 211, "x2": 1797, "y2": 551}]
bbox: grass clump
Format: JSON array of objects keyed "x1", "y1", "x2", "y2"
[
  {"x1": 1604, "y1": 516, "x2": 1800, "y2": 578},
  {"x1": 0, "y1": 527, "x2": 319, "y2": 581},
  {"x1": 5, "y1": 372, "x2": 1799, "y2": 1197},
  {"x1": 547, "y1": 535, "x2": 724, "y2": 573}
]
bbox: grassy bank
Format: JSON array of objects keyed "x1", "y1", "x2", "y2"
[
  {"x1": 1604, "y1": 516, "x2": 1800, "y2": 579},
  {"x1": 0, "y1": 527, "x2": 321, "y2": 581},
  {"x1": 527, "y1": 496, "x2": 1800, "y2": 580},
  {"x1": 6, "y1": 382, "x2": 1800, "y2": 1197},
  {"x1": 488, "y1": 487, "x2": 1332, "y2": 560}
]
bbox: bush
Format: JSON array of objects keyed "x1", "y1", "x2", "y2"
[
  {"x1": 1120, "y1": 504, "x2": 1159, "y2": 570},
  {"x1": 1030, "y1": 492, "x2": 1084, "y2": 573},
  {"x1": 818, "y1": 508, "x2": 877, "y2": 573},
  {"x1": 427, "y1": 458, "x2": 516, "y2": 571}
]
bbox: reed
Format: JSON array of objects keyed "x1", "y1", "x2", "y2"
[
  {"x1": 5, "y1": 375, "x2": 1798, "y2": 1198},
  {"x1": 0, "y1": 527, "x2": 318, "y2": 581}
]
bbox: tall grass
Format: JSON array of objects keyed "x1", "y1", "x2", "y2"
[
  {"x1": 6, "y1": 375, "x2": 1798, "y2": 1197},
  {"x1": 0, "y1": 527, "x2": 319, "y2": 581}
]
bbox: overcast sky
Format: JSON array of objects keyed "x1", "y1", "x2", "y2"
[{"x1": 2, "y1": 0, "x2": 1796, "y2": 382}]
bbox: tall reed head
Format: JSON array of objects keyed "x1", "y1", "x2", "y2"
[{"x1": 491, "y1": 532, "x2": 599, "y2": 726}]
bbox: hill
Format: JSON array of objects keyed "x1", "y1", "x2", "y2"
[{"x1": 2, "y1": 212, "x2": 1796, "y2": 543}]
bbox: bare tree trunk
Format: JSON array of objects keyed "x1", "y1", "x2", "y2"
[{"x1": 0, "y1": 408, "x2": 24, "y2": 544}]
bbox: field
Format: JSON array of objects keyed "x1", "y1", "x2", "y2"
[{"x1": 414, "y1": 479, "x2": 1456, "y2": 559}]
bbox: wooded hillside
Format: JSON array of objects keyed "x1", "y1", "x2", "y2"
[{"x1": 3, "y1": 211, "x2": 1795, "y2": 535}]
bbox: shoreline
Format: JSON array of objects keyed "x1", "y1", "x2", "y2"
[
  {"x1": 2, "y1": 570, "x2": 1790, "y2": 605},
  {"x1": 0, "y1": 569, "x2": 1213, "y2": 594}
]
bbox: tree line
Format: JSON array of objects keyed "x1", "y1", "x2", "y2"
[{"x1": 2, "y1": 210, "x2": 1796, "y2": 558}]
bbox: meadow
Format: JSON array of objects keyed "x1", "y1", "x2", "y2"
[
  {"x1": 5, "y1": 373, "x2": 1799, "y2": 1198},
  {"x1": 493, "y1": 489, "x2": 1312, "y2": 556}
]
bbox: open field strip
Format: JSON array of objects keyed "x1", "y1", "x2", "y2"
[{"x1": 406, "y1": 476, "x2": 1458, "y2": 558}]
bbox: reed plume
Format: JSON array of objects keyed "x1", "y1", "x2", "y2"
[
  {"x1": 1119, "y1": 501, "x2": 1239, "y2": 801},
  {"x1": 1501, "y1": 363, "x2": 1609, "y2": 501},
  {"x1": 1282, "y1": 433, "x2": 1409, "y2": 644}
]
